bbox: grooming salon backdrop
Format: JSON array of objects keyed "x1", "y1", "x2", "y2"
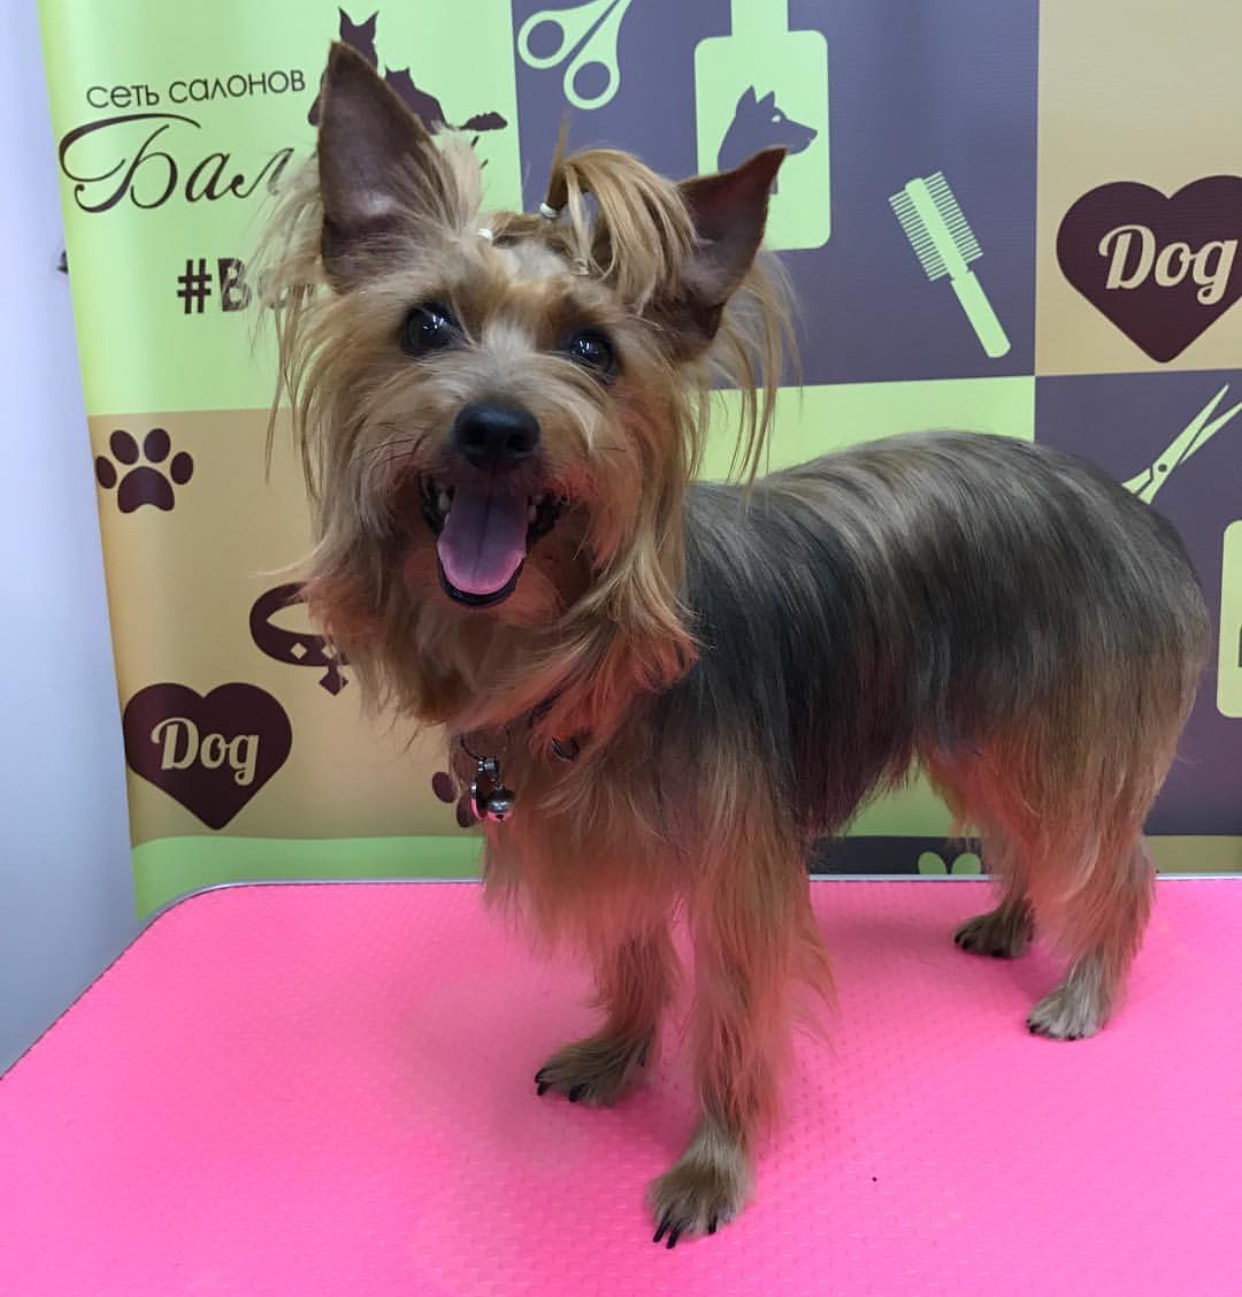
[{"x1": 39, "y1": 0, "x2": 1242, "y2": 914}]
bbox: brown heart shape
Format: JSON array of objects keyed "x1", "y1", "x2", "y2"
[
  {"x1": 1056, "y1": 176, "x2": 1242, "y2": 362},
  {"x1": 123, "y1": 683, "x2": 292, "y2": 830}
]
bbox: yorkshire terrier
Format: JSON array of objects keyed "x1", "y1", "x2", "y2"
[{"x1": 263, "y1": 44, "x2": 1210, "y2": 1244}]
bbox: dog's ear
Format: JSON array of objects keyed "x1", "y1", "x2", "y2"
[
  {"x1": 315, "y1": 42, "x2": 447, "y2": 288},
  {"x1": 662, "y1": 147, "x2": 784, "y2": 353}
]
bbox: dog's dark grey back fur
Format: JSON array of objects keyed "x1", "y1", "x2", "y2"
[{"x1": 655, "y1": 432, "x2": 1209, "y2": 841}]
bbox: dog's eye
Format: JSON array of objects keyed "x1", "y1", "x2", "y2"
[
  {"x1": 400, "y1": 302, "x2": 459, "y2": 357},
  {"x1": 565, "y1": 328, "x2": 616, "y2": 377}
]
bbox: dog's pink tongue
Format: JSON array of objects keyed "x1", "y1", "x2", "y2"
[{"x1": 437, "y1": 486, "x2": 528, "y2": 596}]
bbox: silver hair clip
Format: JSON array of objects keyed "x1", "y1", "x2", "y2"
[
  {"x1": 539, "y1": 202, "x2": 561, "y2": 221},
  {"x1": 478, "y1": 227, "x2": 494, "y2": 241}
]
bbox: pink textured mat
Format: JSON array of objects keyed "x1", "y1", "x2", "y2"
[{"x1": 2, "y1": 878, "x2": 1240, "y2": 1295}]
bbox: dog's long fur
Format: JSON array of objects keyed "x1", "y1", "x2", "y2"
[{"x1": 263, "y1": 44, "x2": 1211, "y2": 1243}]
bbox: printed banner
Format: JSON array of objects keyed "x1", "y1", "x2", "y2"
[{"x1": 37, "y1": 0, "x2": 1242, "y2": 914}]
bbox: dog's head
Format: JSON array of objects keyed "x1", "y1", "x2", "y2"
[{"x1": 264, "y1": 44, "x2": 786, "y2": 735}]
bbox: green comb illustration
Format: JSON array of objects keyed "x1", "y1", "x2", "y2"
[
  {"x1": 890, "y1": 172, "x2": 1010, "y2": 359},
  {"x1": 1221, "y1": 521, "x2": 1242, "y2": 719}
]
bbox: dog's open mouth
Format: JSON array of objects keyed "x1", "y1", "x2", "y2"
[{"x1": 420, "y1": 478, "x2": 563, "y2": 607}]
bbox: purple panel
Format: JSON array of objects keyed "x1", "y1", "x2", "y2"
[
  {"x1": 1036, "y1": 371, "x2": 1242, "y2": 836},
  {"x1": 512, "y1": 0, "x2": 1038, "y2": 385}
]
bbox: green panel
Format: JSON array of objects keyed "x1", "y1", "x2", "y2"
[
  {"x1": 705, "y1": 375, "x2": 1035, "y2": 479},
  {"x1": 133, "y1": 834, "x2": 484, "y2": 916},
  {"x1": 1220, "y1": 521, "x2": 1242, "y2": 718},
  {"x1": 695, "y1": 0, "x2": 830, "y2": 250},
  {"x1": 38, "y1": 0, "x2": 522, "y2": 418},
  {"x1": 1147, "y1": 836, "x2": 1242, "y2": 875}
]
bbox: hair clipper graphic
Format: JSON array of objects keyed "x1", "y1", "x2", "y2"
[
  {"x1": 890, "y1": 171, "x2": 1010, "y2": 358},
  {"x1": 1221, "y1": 522, "x2": 1242, "y2": 719},
  {"x1": 695, "y1": 0, "x2": 830, "y2": 251}
]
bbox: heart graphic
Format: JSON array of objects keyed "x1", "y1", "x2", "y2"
[
  {"x1": 1056, "y1": 176, "x2": 1242, "y2": 362},
  {"x1": 123, "y1": 683, "x2": 292, "y2": 830}
]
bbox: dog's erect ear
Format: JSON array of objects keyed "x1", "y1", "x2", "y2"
[
  {"x1": 315, "y1": 42, "x2": 441, "y2": 287},
  {"x1": 664, "y1": 147, "x2": 784, "y2": 351}
]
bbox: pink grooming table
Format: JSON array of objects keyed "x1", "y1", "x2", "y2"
[{"x1": 2, "y1": 878, "x2": 1239, "y2": 1295}]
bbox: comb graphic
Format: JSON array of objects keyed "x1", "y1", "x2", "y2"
[{"x1": 890, "y1": 171, "x2": 1010, "y2": 358}]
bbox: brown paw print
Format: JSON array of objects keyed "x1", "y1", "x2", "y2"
[
  {"x1": 95, "y1": 428, "x2": 193, "y2": 513},
  {"x1": 431, "y1": 770, "x2": 476, "y2": 829}
]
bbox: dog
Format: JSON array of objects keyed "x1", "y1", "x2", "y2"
[
  {"x1": 262, "y1": 44, "x2": 1210, "y2": 1245},
  {"x1": 717, "y1": 87, "x2": 817, "y2": 193}
]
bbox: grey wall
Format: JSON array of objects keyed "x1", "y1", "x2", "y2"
[{"x1": 0, "y1": 2, "x2": 137, "y2": 1072}]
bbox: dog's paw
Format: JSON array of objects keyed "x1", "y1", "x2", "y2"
[
  {"x1": 647, "y1": 1152, "x2": 749, "y2": 1247},
  {"x1": 534, "y1": 1031, "x2": 650, "y2": 1107},
  {"x1": 953, "y1": 903, "x2": 1034, "y2": 959},
  {"x1": 1026, "y1": 984, "x2": 1103, "y2": 1040}
]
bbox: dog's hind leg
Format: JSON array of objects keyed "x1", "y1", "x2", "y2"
[
  {"x1": 1025, "y1": 835, "x2": 1154, "y2": 1040},
  {"x1": 536, "y1": 924, "x2": 676, "y2": 1106},
  {"x1": 953, "y1": 884, "x2": 1036, "y2": 959},
  {"x1": 926, "y1": 753, "x2": 1035, "y2": 959},
  {"x1": 933, "y1": 744, "x2": 1157, "y2": 1039}
]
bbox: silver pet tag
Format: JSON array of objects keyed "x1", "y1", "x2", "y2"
[{"x1": 471, "y1": 756, "x2": 515, "y2": 824}]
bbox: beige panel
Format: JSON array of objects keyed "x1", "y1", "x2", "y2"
[
  {"x1": 90, "y1": 410, "x2": 460, "y2": 845},
  {"x1": 1037, "y1": 0, "x2": 1242, "y2": 375}
]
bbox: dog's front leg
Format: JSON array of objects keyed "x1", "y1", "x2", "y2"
[
  {"x1": 535, "y1": 925, "x2": 675, "y2": 1107},
  {"x1": 648, "y1": 848, "x2": 824, "y2": 1245}
]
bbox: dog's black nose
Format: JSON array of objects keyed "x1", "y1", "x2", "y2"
[{"x1": 452, "y1": 401, "x2": 540, "y2": 473}]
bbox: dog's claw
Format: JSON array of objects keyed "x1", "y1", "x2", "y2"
[
  {"x1": 708, "y1": 1215, "x2": 718, "y2": 1235},
  {"x1": 653, "y1": 1215, "x2": 670, "y2": 1244},
  {"x1": 536, "y1": 1081, "x2": 549, "y2": 1095},
  {"x1": 568, "y1": 1083, "x2": 586, "y2": 1103},
  {"x1": 667, "y1": 1224, "x2": 683, "y2": 1248}
]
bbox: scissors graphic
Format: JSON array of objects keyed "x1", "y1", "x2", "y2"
[
  {"x1": 1122, "y1": 384, "x2": 1242, "y2": 504},
  {"x1": 517, "y1": 0, "x2": 634, "y2": 111}
]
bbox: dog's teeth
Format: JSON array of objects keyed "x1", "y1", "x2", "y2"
[{"x1": 438, "y1": 491, "x2": 451, "y2": 515}]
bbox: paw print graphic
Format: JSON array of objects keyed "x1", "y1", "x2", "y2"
[
  {"x1": 431, "y1": 770, "x2": 477, "y2": 830},
  {"x1": 918, "y1": 849, "x2": 983, "y2": 876},
  {"x1": 95, "y1": 428, "x2": 194, "y2": 514}
]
